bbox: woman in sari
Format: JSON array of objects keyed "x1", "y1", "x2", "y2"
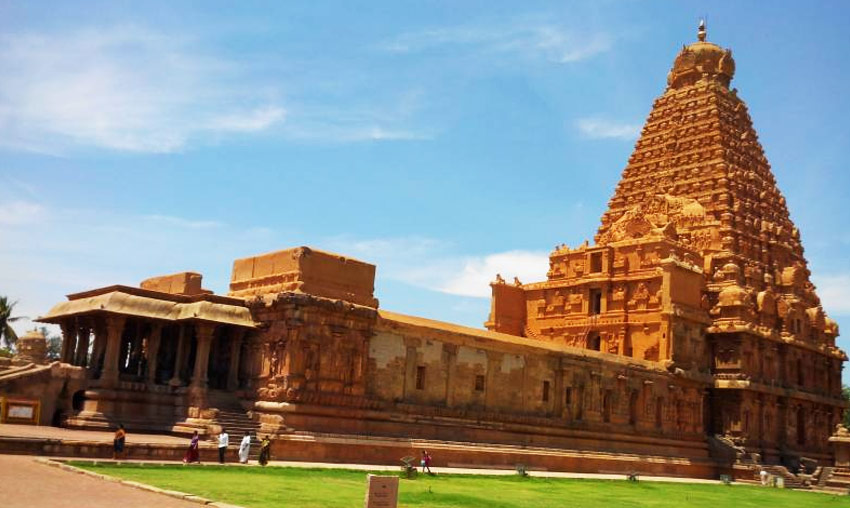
[
  {"x1": 258, "y1": 435, "x2": 271, "y2": 466},
  {"x1": 183, "y1": 431, "x2": 201, "y2": 464},
  {"x1": 238, "y1": 433, "x2": 252, "y2": 464},
  {"x1": 112, "y1": 424, "x2": 126, "y2": 460}
]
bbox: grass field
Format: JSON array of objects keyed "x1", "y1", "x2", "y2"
[{"x1": 70, "y1": 462, "x2": 849, "y2": 508}]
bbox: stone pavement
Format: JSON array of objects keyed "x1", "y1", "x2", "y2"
[
  {"x1": 0, "y1": 423, "x2": 186, "y2": 444},
  {"x1": 0, "y1": 454, "x2": 199, "y2": 508}
]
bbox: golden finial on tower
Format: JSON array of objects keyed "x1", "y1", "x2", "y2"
[{"x1": 698, "y1": 19, "x2": 707, "y2": 42}]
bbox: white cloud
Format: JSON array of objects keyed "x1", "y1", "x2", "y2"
[
  {"x1": 378, "y1": 24, "x2": 613, "y2": 64},
  {"x1": 143, "y1": 214, "x2": 223, "y2": 230},
  {"x1": 207, "y1": 106, "x2": 286, "y2": 133},
  {"x1": 438, "y1": 250, "x2": 549, "y2": 297},
  {"x1": 0, "y1": 200, "x2": 47, "y2": 225},
  {"x1": 0, "y1": 28, "x2": 285, "y2": 153},
  {"x1": 576, "y1": 117, "x2": 641, "y2": 140},
  {"x1": 327, "y1": 236, "x2": 548, "y2": 298},
  {"x1": 813, "y1": 274, "x2": 850, "y2": 317}
]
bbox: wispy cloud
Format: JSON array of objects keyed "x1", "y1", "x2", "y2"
[
  {"x1": 0, "y1": 201, "x2": 47, "y2": 225},
  {"x1": 438, "y1": 250, "x2": 549, "y2": 297},
  {"x1": 328, "y1": 236, "x2": 549, "y2": 298},
  {"x1": 143, "y1": 214, "x2": 223, "y2": 230},
  {"x1": 0, "y1": 28, "x2": 285, "y2": 153},
  {"x1": 207, "y1": 106, "x2": 287, "y2": 133},
  {"x1": 813, "y1": 274, "x2": 850, "y2": 317},
  {"x1": 378, "y1": 24, "x2": 613, "y2": 64},
  {"x1": 576, "y1": 117, "x2": 641, "y2": 140}
]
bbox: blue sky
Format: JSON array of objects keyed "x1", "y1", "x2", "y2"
[{"x1": 1, "y1": 1, "x2": 849, "y2": 378}]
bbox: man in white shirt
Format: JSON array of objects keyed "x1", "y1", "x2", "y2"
[{"x1": 218, "y1": 429, "x2": 229, "y2": 464}]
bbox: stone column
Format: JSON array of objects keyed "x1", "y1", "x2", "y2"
[
  {"x1": 190, "y1": 323, "x2": 216, "y2": 388},
  {"x1": 100, "y1": 315, "x2": 127, "y2": 389},
  {"x1": 169, "y1": 325, "x2": 188, "y2": 387},
  {"x1": 146, "y1": 323, "x2": 163, "y2": 385},
  {"x1": 90, "y1": 321, "x2": 106, "y2": 377},
  {"x1": 75, "y1": 325, "x2": 91, "y2": 367},
  {"x1": 553, "y1": 363, "x2": 565, "y2": 416},
  {"x1": 443, "y1": 344, "x2": 457, "y2": 407},
  {"x1": 226, "y1": 329, "x2": 246, "y2": 391},
  {"x1": 485, "y1": 352, "x2": 502, "y2": 411},
  {"x1": 59, "y1": 321, "x2": 77, "y2": 364},
  {"x1": 248, "y1": 340, "x2": 263, "y2": 389}
]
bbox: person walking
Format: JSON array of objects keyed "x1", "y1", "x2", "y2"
[
  {"x1": 258, "y1": 435, "x2": 271, "y2": 466},
  {"x1": 218, "y1": 428, "x2": 229, "y2": 464},
  {"x1": 421, "y1": 450, "x2": 433, "y2": 475},
  {"x1": 183, "y1": 430, "x2": 201, "y2": 464},
  {"x1": 112, "y1": 424, "x2": 126, "y2": 460},
  {"x1": 238, "y1": 433, "x2": 252, "y2": 464}
]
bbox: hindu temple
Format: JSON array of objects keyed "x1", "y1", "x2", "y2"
[{"x1": 1, "y1": 23, "x2": 845, "y2": 479}]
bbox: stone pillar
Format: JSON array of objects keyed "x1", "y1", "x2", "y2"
[
  {"x1": 75, "y1": 325, "x2": 91, "y2": 367},
  {"x1": 227, "y1": 329, "x2": 246, "y2": 391},
  {"x1": 248, "y1": 340, "x2": 263, "y2": 389},
  {"x1": 90, "y1": 321, "x2": 106, "y2": 377},
  {"x1": 190, "y1": 323, "x2": 216, "y2": 388},
  {"x1": 100, "y1": 315, "x2": 126, "y2": 389},
  {"x1": 485, "y1": 352, "x2": 502, "y2": 411},
  {"x1": 146, "y1": 323, "x2": 163, "y2": 385},
  {"x1": 553, "y1": 364, "x2": 565, "y2": 416},
  {"x1": 169, "y1": 325, "x2": 188, "y2": 387},
  {"x1": 59, "y1": 320, "x2": 77, "y2": 364},
  {"x1": 443, "y1": 344, "x2": 457, "y2": 407}
]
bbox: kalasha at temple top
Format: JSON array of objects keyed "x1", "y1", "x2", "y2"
[{"x1": 667, "y1": 20, "x2": 735, "y2": 89}]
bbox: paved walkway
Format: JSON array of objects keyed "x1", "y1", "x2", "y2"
[
  {"x1": 0, "y1": 423, "x2": 186, "y2": 444},
  {"x1": 0, "y1": 454, "x2": 199, "y2": 508}
]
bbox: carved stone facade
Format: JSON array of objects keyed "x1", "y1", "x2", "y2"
[
  {"x1": 10, "y1": 24, "x2": 844, "y2": 476},
  {"x1": 487, "y1": 23, "x2": 846, "y2": 465}
]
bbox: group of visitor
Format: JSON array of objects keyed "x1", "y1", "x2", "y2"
[
  {"x1": 112, "y1": 424, "x2": 271, "y2": 466},
  {"x1": 183, "y1": 428, "x2": 271, "y2": 466}
]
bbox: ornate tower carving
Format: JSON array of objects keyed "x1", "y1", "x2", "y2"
[{"x1": 487, "y1": 22, "x2": 846, "y2": 461}]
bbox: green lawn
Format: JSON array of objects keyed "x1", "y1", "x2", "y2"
[{"x1": 70, "y1": 462, "x2": 848, "y2": 508}]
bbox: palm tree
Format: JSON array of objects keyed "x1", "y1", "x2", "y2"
[{"x1": 0, "y1": 296, "x2": 25, "y2": 350}]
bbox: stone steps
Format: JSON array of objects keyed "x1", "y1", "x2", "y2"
[
  {"x1": 205, "y1": 391, "x2": 262, "y2": 460},
  {"x1": 759, "y1": 465, "x2": 810, "y2": 489}
]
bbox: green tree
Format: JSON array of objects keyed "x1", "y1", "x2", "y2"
[
  {"x1": 843, "y1": 385, "x2": 850, "y2": 428},
  {"x1": 40, "y1": 326, "x2": 63, "y2": 361},
  {"x1": 0, "y1": 296, "x2": 25, "y2": 351}
]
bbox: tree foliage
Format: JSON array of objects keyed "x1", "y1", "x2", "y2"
[
  {"x1": 843, "y1": 385, "x2": 850, "y2": 428},
  {"x1": 0, "y1": 296, "x2": 25, "y2": 350},
  {"x1": 39, "y1": 326, "x2": 63, "y2": 360}
]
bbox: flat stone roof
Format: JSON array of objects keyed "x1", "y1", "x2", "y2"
[{"x1": 38, "y1": 285, "x2": 256, "y2": 328}]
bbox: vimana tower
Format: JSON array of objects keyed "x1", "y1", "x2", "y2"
[{"x1": 488, "y1": 21, "x2": 846, "y2": 465}]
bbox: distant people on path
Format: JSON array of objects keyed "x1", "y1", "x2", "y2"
[
  {"x1": 218, "y1": 429, "x2": 229, "y2": 464},
  {"x1": 183, "y1": 431, "x2": 201, "y2": 464},
  {"x1": 258, "y1": 435, "x2": 271, "y2": 466},
  {"x1": 112, "y1": 424, "x2": 126, "y2": 460},
  {"x1": 239, "y1": 433, "x2": 252, "y2": 464},
  {"x1": 759, "y1": 468, "x2": 769, "y2": 486},
  {"x1": 421, "y1": 450, "x2": 433, "y2": 475}
]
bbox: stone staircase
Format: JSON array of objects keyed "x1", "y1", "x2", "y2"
[
  {"x1": 758, "y1": 465, "x2": 810, "y2": 490},
  {"x1": 816, "y1": 466, "x2": 834, "y2": 488},
  {"x1": 824, "y1": 467, "x2": 850, "y2": 493},
  {"x1": 206, "y1": 391, "x2": 262, "y2": 460}
]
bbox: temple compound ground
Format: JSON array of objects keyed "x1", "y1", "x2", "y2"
[
  {"x1": 1, "y1": 454, "x2": 846, "y2": 508},
  {"x1": 1, "y1": 23, "x2": 847, "y2": 490}
]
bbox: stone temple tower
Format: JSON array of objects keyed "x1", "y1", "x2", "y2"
[{"x1": 487, "y1": 22, "x2": 846, "y2": 464}]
